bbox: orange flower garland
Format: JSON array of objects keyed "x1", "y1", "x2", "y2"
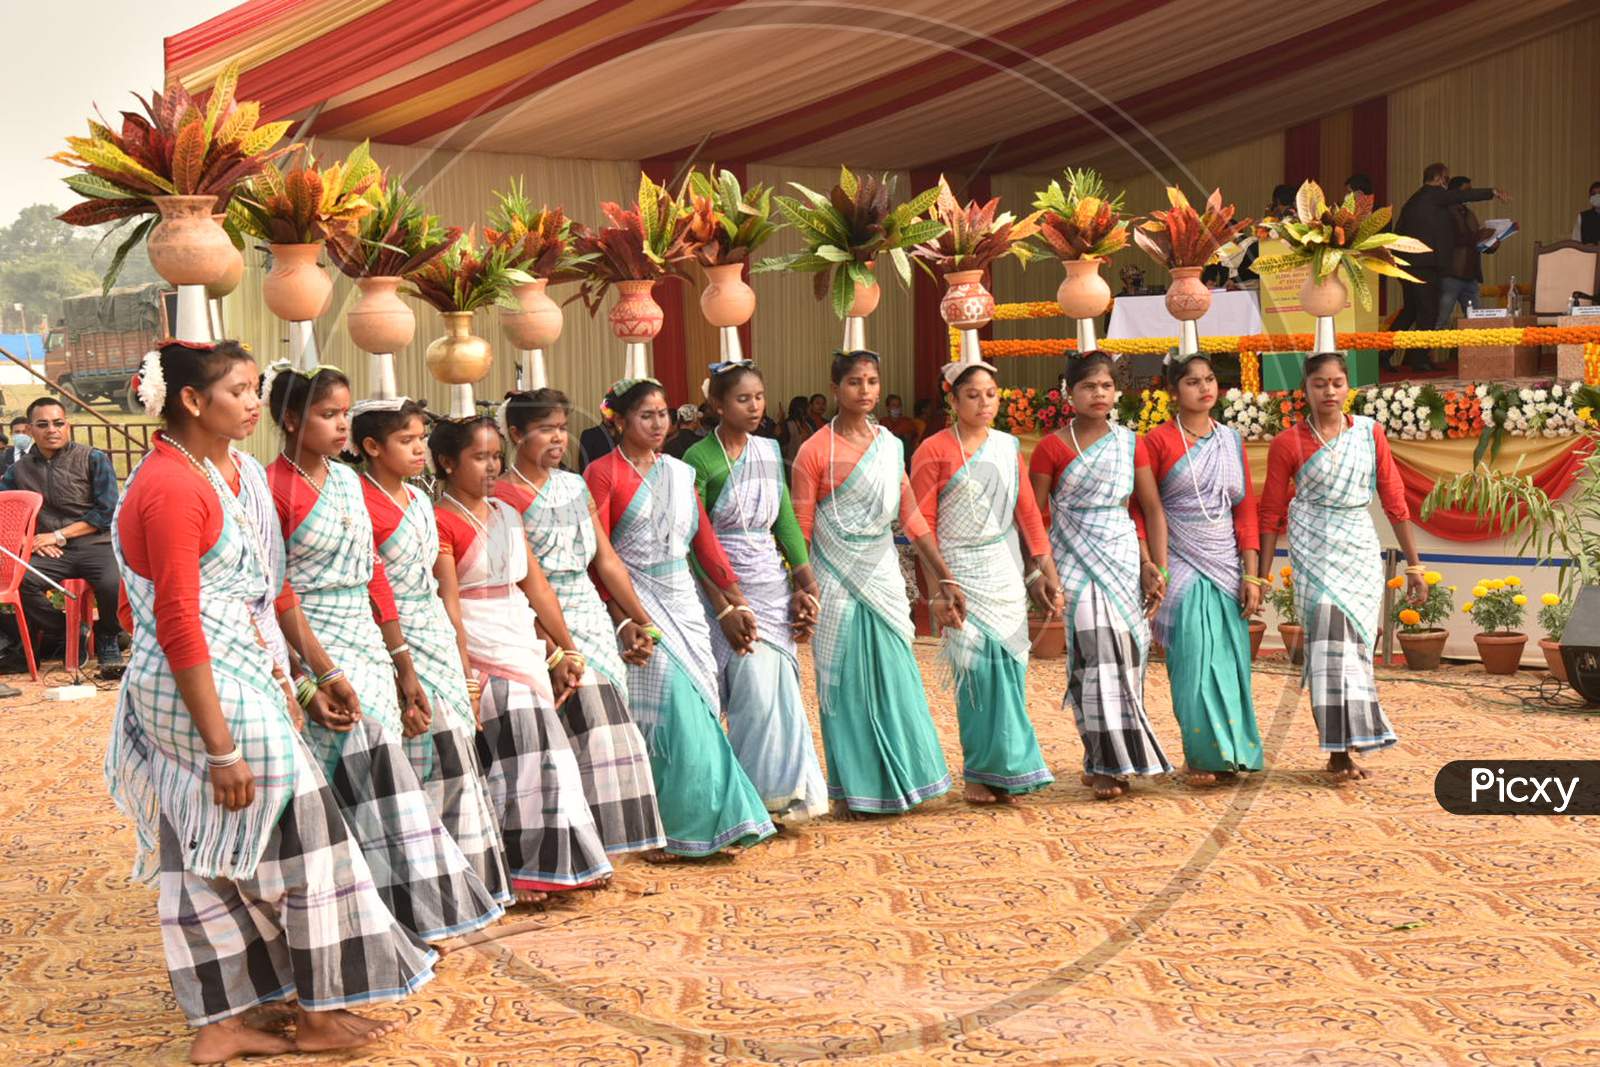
[
  {"x1": 1585, "y1": 342, "x2": 1600, "y2": 387},
  {"x1": 1240, "y1": 350, "x2": 1261, "y2": 393}
]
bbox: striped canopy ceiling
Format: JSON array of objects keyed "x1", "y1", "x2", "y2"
[{"x1": 167, "y1": 0, "x2": 1594, "y2": 178}]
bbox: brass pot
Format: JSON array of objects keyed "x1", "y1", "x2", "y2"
[{"x1": 426, "y1": 310, "x2": 493, "y2": 386}]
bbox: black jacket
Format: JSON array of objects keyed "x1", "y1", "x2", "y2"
[
  {"x1": 577, "y1": 425, "x2": 615, "y2": 472},
  {"x1": 1396, "y1": 184, "x2": 1494, "y2": 269}
]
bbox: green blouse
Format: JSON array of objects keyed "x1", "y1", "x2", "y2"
[{"x1": 683, "y1": 433, "x2": 808, "y2": 568}]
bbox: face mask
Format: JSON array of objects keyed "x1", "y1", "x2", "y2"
[
  {"x1": 888, "y1": 405, "x2": 902, "y2": 417},
  {"x1": 1589, "y1": 194, "x2": 1600, "y2": 210},
  {"x1": 12, "y1": 433, "x2": 30, "y2": 449}
]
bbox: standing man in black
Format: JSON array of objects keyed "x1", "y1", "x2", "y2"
[
  {"x1": 1571, "y1": 180, "x2": 1600, "y2": 243},
  {"x1": 1393, "y1": 162, "x2": 1510, "y2": 369},
  {"x1": 0, "y1": 397, "x2": 125, "y2": 675}
]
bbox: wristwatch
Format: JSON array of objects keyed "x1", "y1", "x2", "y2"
[{"x1": 52, "y1": 530, "x2": 66, "y2": 547}]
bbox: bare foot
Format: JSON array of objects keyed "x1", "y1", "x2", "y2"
[
  {"x1": 189, "y1": 1018, "x2": 295, "y2": 1063},
  {"x1": 991, "y1": 786, "x2": 1018, "y2": 806},
  {"x1": 293, "y1": 1007, "x2": 402, "y2": 1054},
  {"x1": 964, "y1": 781, "x2": 999, "y2": 804},
  {"x1": 830, "y1": 800, "x2": 877, "y2": 821},
  {"x1": 1326, "y1": 752, "x2": 1370, "y2": 781},
  {"x1": 642, "y1": 849, "x2": 682, "y2": 864},
  {"x1": 1185, "y1": 764, "x2": 1218, "y2": 787},
  {"x1": 1084, "y1": 773, "x2": 1124, "y2": 800},
  {"x1": 512, "y1": 888, "x2": 550, "y2": 905},
  {"x1": 237, "y1": 1001, "x2": 296, "y2": 1032},
  {"x1": 1215, "y1": 770, "x2": 1240, "y2": 785}
]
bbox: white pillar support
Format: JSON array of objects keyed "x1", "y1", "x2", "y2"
[
  {"x1": 370, "y1": 353, "x2": 398, "y2": 399},
  {"x1": 174, "y1": 285, "x2": 210, "y2": 342},
  {"x1": 1178, "y1": 319, "x2": 1200, "y2": 356},
  {"x1": 519, "y1": 348, "x2": 548, "y2": 390},
  {"x1": 449, "y1": 383, "x2": 475, "y2": 419},
  {"x1": 841, "y1": 317, "x2": 866, "y2": 352},
  {"x1": 1313, "y1": 315, "x2": 1337, "y2": 353},
  {"x1": 622, "y1": 342, "x2": 651, "y2": 380},
  {"x1": 1075, "y1": 317, "x2": 1099, "y2": 353},
  {"x1": 287, "y1": 321, "x2": 319, "y2": 371},
  {"x1": 718, "y1": 326, "x2": 743, "y2": 362}
]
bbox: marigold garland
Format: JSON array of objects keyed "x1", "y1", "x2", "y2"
[
  {"x1": 1585, "y1": 342, "x2": 1600, "y2": 387},
  {"x1": 1240, "y1": 350, "x2": 1261, "y2": 393}
]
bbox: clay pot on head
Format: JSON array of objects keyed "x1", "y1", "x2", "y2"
[
  {"x1": 204, "y1": 213, "x2": 245, "y2": 299},
  {"x1": 849, "y1": 261, "x2": 882, "y2": 318},
  {"x1": 426, "y1": 311, "x2": 493, "y2": 386},
  {"x1": 502, "y1": 277, "x2": 564, "y2": 350},
  {"x1": 1248, "y1": 619, "x2": 1266, "y2": 660},
  {"x1": 1299, "y1": 271, "x2": 1349, "y2": 318},
  {"x1": 1165, "y1": 265, "x2": 1211, "y2": 321},
  {"x1": 147, "y1": 195, "x2": 236, "y2": 288},
  {"x1": 1397, "y1": 628, "x2": 1448, "y2": 671},
  {"x1": 700, "y1": 263, "x2": 757, "y2": 328},
  {"x1": 1056, "y1": 257, "x2": 1112, "y2": 320},
  {"x1": 262, "y1": 243, "x2": 333, "y2": 322},
  {"x1": 940, "y1": 269, "x2": 995, "y2": 329},
  {"x1": 1540, "y1": 638, "x2": 1569, "y2": 684},
  {"x1": 347, "y1": 276, "x2": 416, "y2": 355},
  {"x1": 1474, "y1": 632, "x2": 1528, "y2": 675},
  {"x1": 1278, "y1": 623, "x2": 1306, "y2": 666},
  {"x1": 608, "y1": 279, "x2": 665, "y2": 342}
]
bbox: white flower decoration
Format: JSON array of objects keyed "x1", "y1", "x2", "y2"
[{"x1": 136, "y1": 349, "x2": 166, "y2": 418}]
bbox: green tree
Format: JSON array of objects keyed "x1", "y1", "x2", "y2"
[{"x1": 0, "y1": 203, "x2": 158, "y2": 328}]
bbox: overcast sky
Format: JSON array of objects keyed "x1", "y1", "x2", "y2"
[{"x1": 0, "y1": 0, "x2": 237, "y2": 222}]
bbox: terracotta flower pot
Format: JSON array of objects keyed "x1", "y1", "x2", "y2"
[
  {"x1": 1165, "y1": 265, "x2": 1211, "y2": 321},
  {"x1": 608, "y1": 279, "x2": 665, "y2": 342},
  {"x1": 262, "y1": 242, "x2": 332, "y2": 323},
  {"x1": 1278, "y1": 623, "x2": 1305, "y2": 666},
  {"x1": 1474, "y1": 632, "x2": 1528, "y2": 675},
  {"x1": 1056, "y1": 257, "x2": 1111, "y2": 321},
  {"x1": 848, "y1": 262, "x2": 882, "y2": 319},
  {"x1": 1029, "y1": 615, "x2": 1065, "y2": 660},
  {"x1": 147, "y1": 195, "x2": 236, "y2": 288},
  {"x1": 700, "y1": 263, "x2": 756, "y2": 328},
  {"x1": 939, "y1": 269, "x2": 995, "y2": 330},
  {"x1": 205, "y1": 213, "x2": 245, "y2": 299},
  {"x1": 426, "y1": 311, "x2": 493, "y2": 386},
  {"x1": 1397, "y1": 628, "x2": 1448, "y2": 671},
  {"x1": 347, "y1": 276, "x2": 416, "y2": 355},
  {"x1": 1299, "y1": 272, "x2": 1348, "y2": 318},
  {"x1": 503, "y1": 277, "x2": 564, "y2": 350},
  {"x1": 1248, "y1": 619, "x2": 1266, "y2": 660},
  {"x1": 1539, "y1": 638, "x2": 1568, "y2": 684}
]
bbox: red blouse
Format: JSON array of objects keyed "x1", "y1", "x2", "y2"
[
  {"x1": 790, "y1": 424, "x2": 932, "y2": 542},
  {"x1": 582, "y1": 449, "x2": 738, "y2": 589},
  {"x1": 266, "y1": 457, "x2": 399, "y2": 623},
  {"x1": 908, "y1": 430, "x2": 1049, "y2": 557},
  {"x1": 1142, "y1": 420, "x2": 1260, "y2": 549},
  {"x1": 1258, "y1": 418, "x2": 1409, "y2": 535},
  {"x1": 1027, "y1": 429, "x2": 1152, "y2": 539},
  {"x1": 433, "y1": 505, "x2": 478, "y2": 561}
]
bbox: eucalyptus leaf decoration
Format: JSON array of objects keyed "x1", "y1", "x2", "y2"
[
  {"x1": 754, "y1": 166, "x2": 947, "y2": 319},
  {"x1": 52, "y1": 60, "x2": 297, "y2": 290},
  {"x1": 1133, "y1": 187, "x2": 1253, "y2": 270},
  {"x1": 1029, "y1": 168, "x2": 1130, "y2": 262},
  {"x1": 326, "y1": 175, "x2": 459, "y2": 280},
  {"x1": 909, "y1": 175, "x2": 1041, "y2": 277},
  {"x1": 572, "y1": 172, "x2": 704, "y2": 314},
  {"x1": 1252, "y1": 179, "x2": 1430, "y2": 310},
  {"x1": 685, "y1": 166, "x2": 780, "y2": 266}
]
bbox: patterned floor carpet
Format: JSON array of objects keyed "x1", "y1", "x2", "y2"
[{"x1": 3, "y1": 646, "x2": 1598, "y2": 1066}]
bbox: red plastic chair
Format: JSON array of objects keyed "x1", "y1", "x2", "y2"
[
  {"x1": 64, "y1": 578, "x2": 96, "y2": 674},
  {"x1": 0, "y1": 490, "x2": 43, "y2": 682}
]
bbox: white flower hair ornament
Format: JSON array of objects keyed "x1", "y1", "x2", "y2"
[
  {"x1": 496, "y1": 397, "x2": 512, "y2": 439},
  {"x1": 259, "y1": 359, "x2": 293, "y2": 407},
  {"x1": 136, "y1": 349, "x2": 166, "y2": 418}
]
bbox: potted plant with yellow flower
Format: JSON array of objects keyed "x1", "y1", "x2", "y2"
[
  {"x1": 1538, "y1": 592, "x2": 1571, "y2": 683},
  {"x1": 1266, "y1": 565, "x2": 1303, "y2": 665},
  {"x1": 1463, "y1": 576, "x2": 1528, "y2": 674},
  {"x1": 1388, "y1": 570, "x2": 1452, "y2": 669}
]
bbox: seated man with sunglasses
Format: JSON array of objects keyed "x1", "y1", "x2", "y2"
[{"x1": 0, "y1": 397, "x2": 125, "y2": 678}]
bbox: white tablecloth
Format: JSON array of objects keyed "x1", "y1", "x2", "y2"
[{"x1": 1106, "y1": 290, "x2": 1264, "y2": 340}]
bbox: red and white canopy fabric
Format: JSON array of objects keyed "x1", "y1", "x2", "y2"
[{"x1": 166, "y1": 0, "x2": 1591, "y2": 176}]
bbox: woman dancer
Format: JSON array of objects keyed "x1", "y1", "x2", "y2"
[
  {"x1": 1258, "y1": 351, "x2": 1425, "y2": 781},
  {"x1": 584, "y1": 378, "x2": 774, "y2": 858},
  {"x1": 1029, "y1": 352, "x2": 1173, "y2": 801},
  {"x1": 110, "y1": 340, "x2": 433, "y2": 1063},
  {"x1": 431, "y1": 416, "x2": 612, "y2": 901},
  {"x1": 790, "y1": 350, "x2": 965, "y2": 818},
  {"x1": 684, "y1": 362, "x2": 829, "y2": 825},
  {"x1": 496, "y1": 389, "x2": 666, "y2": 857},
  {"x1": 354, "y1": 398, "x2": 512, "y2": 903},
  {"x1": 1144, "y1": 353, "x2": 1264, "y2": 783},
  {"x1": 266, "y1": 365, "x2": 501, "y2": 940},
  {"x1": 910, "y1": 359, "x2": 1060, "y2": 804}
]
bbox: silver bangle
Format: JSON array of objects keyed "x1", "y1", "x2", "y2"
[
  {"x1": 205, "y1": 746, "x2": 242, "y2": 768},
  {"x1": 716, "y1": 603, "x2": 735, "y2": 621},
  {"x1": 388, "y1": 644, "x2": 411, "y2": 660},
  {"x1": 1023, "y1": 569, "x2": 1043, "y2": 587},
  {"x1": 736, "y1": 604, "x2": 754, "y2": 615}
]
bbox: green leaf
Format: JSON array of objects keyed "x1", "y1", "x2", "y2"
[
  {"x1": 789, "y1": 182, "x2": 831, "y2": 211},
  {"x1": 64, "y1": 173, "x2": 140, "y2": 200},
  {"x1": 102, "y1": 214, "x2": 156, "y2": 293},
  {"x1": 888, "y1": 245, "x2": 911, "y2": 287},
  {"x1": 814, "y1": 245, "x2": 853, "y2": 263},
  {"x1": 838, "y1": 166, "x2": 858, "y2": 200},
  {"x1": 830, "y1": 265, "x2": 854, "y2": 319}
]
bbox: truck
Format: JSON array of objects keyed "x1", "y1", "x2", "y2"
[{"x1": 45, "y1": 283, "x2": 176, "y2": 413}]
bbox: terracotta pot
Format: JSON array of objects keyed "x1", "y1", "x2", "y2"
[
  {"x1": 425, "y1": 311, "x2": 493, "y2": 386},
  {"x1": 848, "y1": 261, "x2": 882, "y2": 319},
  {"x1": 347, "y1": 276, "x2": 416, "y2": 355},
  {"x1": 1029, "y1": 615, "x2": 1065, "y2": 660},
  {"x1": 939, "y1": 269, "x2": 995, "y2": 330},
  {"x1": 147, "y1": 195, "x2": 235, "y2": 288},
  {"x1": 1278, "y1": 623, "x2": 1305, "y2": 666},
  {"x1": 1397, "y1": 628, "x2": 1448, "y2": 671},
  {"x1": 204, "y1": 213, "x2": 245, "y2": 299},
  {"x1": 1056, "y1": 257, "x2": 1111, "y2": 320},
  {"x1": 700, "y1": 263, "x2": 756, "y2": 328},
  {"x1": 262, "y1": 243, "x2": 332, "y2": 322},
  {"x1": 502, "y1": 277, "x2": 564, "y2": 350},
  {"x1": 1474, "y1": 632, "x2": 1528, "y2": 675},
  {"x1": 1540, "y1": 638, "x2": 1569, "y2": 684},
  {"x1": 1248, "y1": 619, "x2": 1266, "y2": 660},
  {"x1": 1299, "y1": 272, "x2": 1348, "y2": 318},
  {"x1": 608, "y1": 279, "x2": 665, "y2": 342},
  {"x1": 1165, "y1": 265, "x2": 1211, "y2": 321}
]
